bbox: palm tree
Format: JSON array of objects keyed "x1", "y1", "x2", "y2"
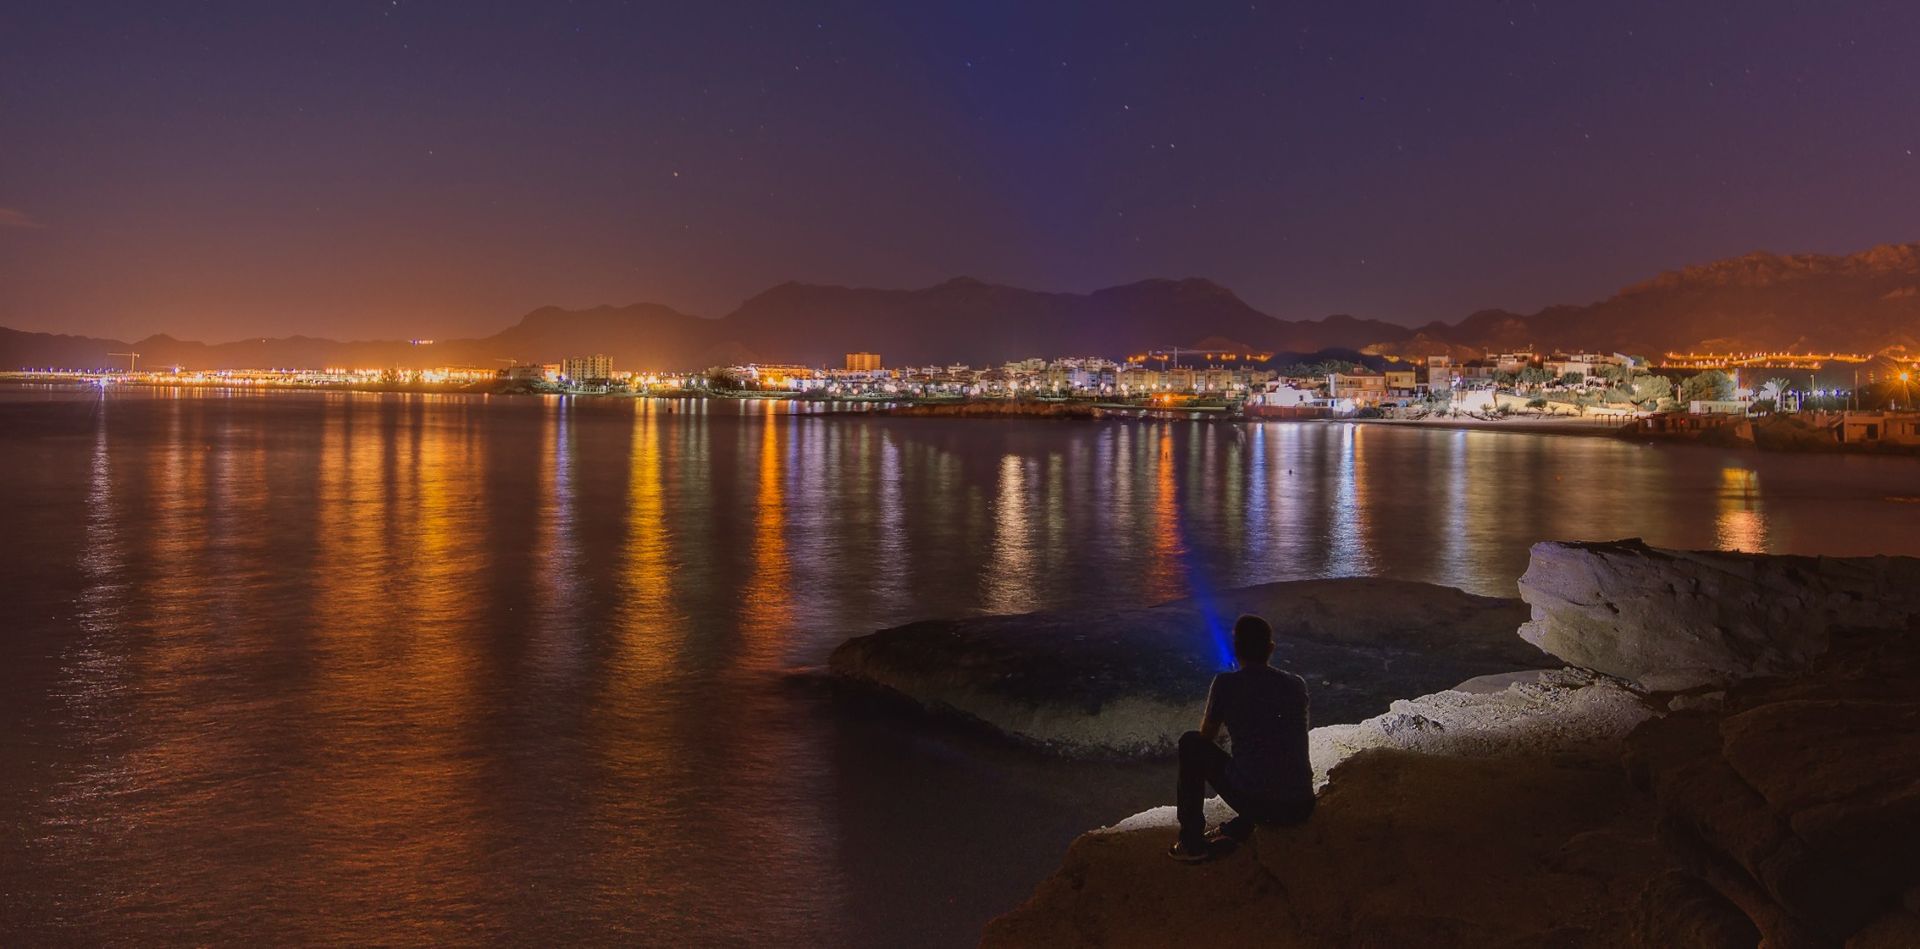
[{"x1": 1762, "y1": 377, "x2": 1793, "y2": 411}]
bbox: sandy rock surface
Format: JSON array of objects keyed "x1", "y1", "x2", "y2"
[{"x1": 985, "y1": 750, "x2": 1671, "y2": 948}]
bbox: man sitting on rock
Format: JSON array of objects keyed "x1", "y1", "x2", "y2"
[{"x1": 1169, "y1": 614, "x2": 1315, "y2": 862}]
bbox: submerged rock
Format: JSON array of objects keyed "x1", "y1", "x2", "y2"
[
  {"x1": 828, "y1": 578, "x2": 1546, "y2": 757},
  {"x1": 1517, "y1": 538, "x2": 1920, "y2": 691}
]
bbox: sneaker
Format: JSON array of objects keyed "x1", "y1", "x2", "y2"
[{"x1": 1166, "y1": 838, "x2": 1213, "y2": 863}]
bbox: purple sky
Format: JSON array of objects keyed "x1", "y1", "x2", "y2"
[{"x1": 3, "y1": 0, "x2": 1918, "y2": 342}]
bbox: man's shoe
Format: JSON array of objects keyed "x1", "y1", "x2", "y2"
[
  {"x1": 1214, "y1": 815, "x2": 1257, "y2": 842},
  {"x1": 1166, "y1": 838, "x2": 1213, "y2": 863}
]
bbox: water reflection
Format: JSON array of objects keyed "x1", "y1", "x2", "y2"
[
  {"x1": 78, "y1": 408, "x2": 124, "y2": 636},
  {"x1": 741, "y1": 405, "x2": 794, "y2": 665},
  {"x1": 534, "y1": 397, "x2": 585, "y2": 670},
  {"x1": 873, "y1": 431, "x2": 907, "y2": 617},
  {"x1": 11, "y1": 390, "x2": 1920, "y2": 947},
  {"x1": 1327, "y1": 423, "x2": 1374, "y2": 575},
  {"x1": 1716, "y1": 466, "x2": 1768, "y2": 552},
  {"x1": 984, "y1": 454, "x2": 1038, "y2": 613},
  {"x1": 1145, "y1": 426, "x2": 1187, "y2": 602},
  {"x1": 617, "y1": 402, "x2": 679, "y2": 671}
]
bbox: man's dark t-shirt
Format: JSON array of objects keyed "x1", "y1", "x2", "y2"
[{"x1": 1204, "y1": 665, "x2": 1313, "y2": 804}]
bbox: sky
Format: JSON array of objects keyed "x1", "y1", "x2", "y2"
[{"x1": 2, "y1": 0, "x2": 1918, "y2": 343}]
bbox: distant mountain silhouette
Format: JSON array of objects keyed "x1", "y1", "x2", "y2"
[
  {"x1": 5, "y1": 242, "x2": 1919, "y2": 371},
  {"x1": 1379, "y1": 243, "x2": 1920, "y2": 358},
  {"x1": 718, "y1": 277, "x2": 1410, "y2": 365}
]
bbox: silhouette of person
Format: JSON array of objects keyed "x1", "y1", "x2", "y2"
[{"x1": 1169, "y1": 614, "x2": 1314, "y2": 862}]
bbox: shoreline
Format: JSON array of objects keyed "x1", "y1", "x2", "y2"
[
  {"x1": 12, "y1": 378, "x2": 1917, "y2": 457},
  {"x1": 1348, "y1": 415, "x2": 1631, "y2": 439}
]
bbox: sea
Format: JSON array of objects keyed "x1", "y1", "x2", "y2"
[{"x1": 5, "y1": 385, "x2": 1919, "y2": 945}]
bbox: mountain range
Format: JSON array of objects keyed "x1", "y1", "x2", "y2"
[{"x1": 6, "y1": 243, "x2": 1919, "y2": 371}]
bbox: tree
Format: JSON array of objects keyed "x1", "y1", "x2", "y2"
[
  {"x1": 1631, "y1": 374, "x2": 1672, "y2": 407},
  {"x1": 1594, "y1": 363, "x2": 1633, "y2": 386},
  {"x1": 1557, "y1": 371, "x2": 1585, "y2": 388},
  {"x1": 1678, "y1": 369, "x2": 1734, "y2": 404},
  {"x1": 1757, "y1": 377, "x2": 1792, "y2": 410},
  {"x1": 1518, "y1": 365, "x2": 1554, "y2": 386}
]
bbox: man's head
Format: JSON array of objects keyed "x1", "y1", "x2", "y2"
[{"x1": 1232, "y1": 614, "x2": 1274, "y2": 668}]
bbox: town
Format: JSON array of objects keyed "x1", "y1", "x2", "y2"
[{"x1": 15, "y1": 345, "x2": 1920, "y2": 449}]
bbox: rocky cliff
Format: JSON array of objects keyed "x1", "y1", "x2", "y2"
[{"x1": 983, "y1": 541, "x2": 1920, "y2": 948}]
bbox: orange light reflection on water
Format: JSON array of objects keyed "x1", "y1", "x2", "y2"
[
  {"x1": 741, "y1": 403, "x2": 793, "y2": 667},
  {"x1": 1144, "y1": 425, "x2": 1187, "y2": 602},
  {"x1": 616, "y1": 400, "x2": 680, "y2": 672},
  {"x1": 1716, "y1": 466, "x2": 1769, "y2": 552}
]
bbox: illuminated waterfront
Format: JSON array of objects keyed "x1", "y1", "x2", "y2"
[{"x1": 5, "y1": 386, "x2": 1920, "y2": 946}]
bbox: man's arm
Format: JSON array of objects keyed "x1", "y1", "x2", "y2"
[{"x1": 1197, "y1": 677, "x2": 1223, "y2": 743}]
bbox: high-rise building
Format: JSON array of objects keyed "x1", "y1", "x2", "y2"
[
  {"x1": 562, "y1": 354, "x2": 613, "y2": 382},
  {"x1": 845, "y1": 352, "x2": 882, "y2": 372}
]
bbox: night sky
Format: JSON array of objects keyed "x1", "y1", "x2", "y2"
[{"x1": 3, "y1": 1, "x2": 1917, "y2": 343}]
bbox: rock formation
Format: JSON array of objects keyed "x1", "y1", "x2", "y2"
[
  {"x1": 985, "y1": 543, "x2": 1920, "y2": 947},
  {"x1": 987, "y1": 748, "x2": 1677, "y2": 948},
  {"x1": 1623, "y1": 627, "x2": 1920, "y2": 947},
  {"x1": 1517, "y1": 538, "x2": 1920, "y2": 691},
  {"x1": 828, "y1": 578, "x2": 1546, "y2": 756},
  {"x1": 1307, "y1": 668, "x2": 1654, "y2": 785}
]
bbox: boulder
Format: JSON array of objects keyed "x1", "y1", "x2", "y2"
[
  {"x1": 984, "y1": 749, "x2": 1674, "y2": 948},
  {"x1": 1516, "y1": 539, "x2": 1920, "y2": 691},
  {"x1": 829, "y1": 578, "x2": 1546, "y2": 757}
]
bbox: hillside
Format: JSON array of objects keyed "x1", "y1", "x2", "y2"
[
  {"x1": 4, "y1": 242, "x2": 1919, "y2": 370},
  {"x1": 1381, "y1": 243, "x2": 1920, "y2": 357}
]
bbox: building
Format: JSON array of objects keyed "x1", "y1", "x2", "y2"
[
  {"x1": 561, "y1": 354, "x2": 613, "y2": 383},
  {"x1": 1688, "y1": 400, "x2": 1749, "y2": 416},
  {"x1": 1544, "y1": 353, "x2": 1614, "y2": 380},
  {"x1": 1839, "y1": 411, "x2": 1920, "y2": 446},
  {"x1": 1489, "y1": 351, "x2": 1539, "y2": 374},
  {"x1": 1252, "y1": 381, "x2": 1317, "y2": 407},
  {"x1": 1328, "y1": 371, "x2": 1389, "y2": 405},
  {"x1": 845, "y1": 352, "x2": 882, "y2": 371}
]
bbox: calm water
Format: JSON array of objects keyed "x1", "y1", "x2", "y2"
[{"x1": 5, "y1": 387, "x2": 1920, "y2": 945}]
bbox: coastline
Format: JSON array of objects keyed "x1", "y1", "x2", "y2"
[
  {"x1": 1348, "y1": 415, "x2": 1631, "y2": 439},
  {"x1": 11, "y1": 378, "x2": 1916, "y2": 457}
]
